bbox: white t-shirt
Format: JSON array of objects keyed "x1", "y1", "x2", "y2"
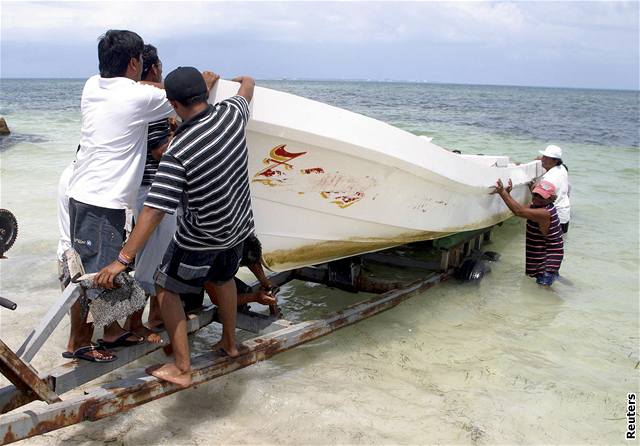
[
  {"x1": 57, "y1": 161, "x2": 75, "y2": 261},
  {"x1": 67, "y1": 75, "x2": 174, "y2": 210},
  {"x1": 542, "y1": 164, "x2": 571, "y2": 224}
]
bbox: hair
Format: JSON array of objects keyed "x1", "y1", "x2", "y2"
[
  {"x1": 98, "y1": 30, "x2": 144, "y2": 78},
  {"x1": 176, "y1": 92, "x2": 209, "y2": 107},
  {"x1": 556, "y1": 159, "x2": 569, "y2": 173},
  {"x1": 141, "y1": 44, "x2": 159, "y2": 80}
]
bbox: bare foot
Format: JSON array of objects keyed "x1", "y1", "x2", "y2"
[
  {"x1": 147, "y1": 332, "x2": 163, "y2": 344},
  {"x1": 100, "y1": 329, "x2": 143, "y2": 345},
  {"x1": 130, "y1": 325, "x2": 163, "y2": 343},
  {"x1": 147, "y1": 363, "x2": 191, "y2": 388},
  {"x1": 212, "y1": 339, "x2": 239, "y2": 358}
]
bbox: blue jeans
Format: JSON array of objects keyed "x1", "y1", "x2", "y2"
[{"x1": 68, "y1": 198, "x2": 125, "y2": 274}]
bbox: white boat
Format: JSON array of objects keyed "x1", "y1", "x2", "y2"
[{"x1": 210, "y1": 80, "x2": 542, "y2": 271}]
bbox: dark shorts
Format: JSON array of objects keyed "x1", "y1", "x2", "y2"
[
  {"x1": 69, "y1": 198, "x2": 126, "y2": 274},
  {"x1": 154, "y1": 240, "x2": 244, "y2": 295},
  {"x1": 561, "y1": 222, "x2": 569, "y2": 234},
  {"x1": 181, "y1": 277, "x2": 252, "y2": 313}
]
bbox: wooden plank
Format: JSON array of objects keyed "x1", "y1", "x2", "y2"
[
  {"x1": 0, "y1": 304, "x2": 216, "y2": 414},
  {"x1": 0, "y1": 271, "x2": 449, "y2": 445},
  {"x1": 0, "y1": 341, "x2": 61, "y2": 410},
  {"x1": 0, "y1": 290, "x2": 293, "y2": 413},
  {"x1": 439, "y1": 249, "x2": 450, "y2": 272},
  {"x1": 15, "y1": 285, "x2": 82, "y2": 362}
]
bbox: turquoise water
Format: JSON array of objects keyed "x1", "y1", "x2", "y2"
[{"x1": 0, "y1": 79, "x2": 638, "y2": 444}]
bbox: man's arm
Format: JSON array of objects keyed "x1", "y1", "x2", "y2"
[
  {"x1": 139, "y1": 81, "x2": 164, "y2": 89},
  {"x1": 96, "y1": 153, "x2": 186, "y2": 287},
  {"x1": 231, "y1": 76, "x2": 255, "y2": 103},
  {"x1": 94, "y1": 206, "x2": 166, "y2": 288},
  {"x1": 150, "y1": 140, "x2": 170, "y2": 161},
  {"x1": 493, "y1": 179, "x2": 551, "y2": 234}
]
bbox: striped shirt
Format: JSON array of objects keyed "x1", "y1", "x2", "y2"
[
  {"x1": 141, "y1": 119, "x2": 171, "y2": 186},
  {"x1": 525, "y1": 203, "x2": 564, "y2": 277},
  {"x1": 144, "y1": 96, "x2": 254, "y2": 251}
]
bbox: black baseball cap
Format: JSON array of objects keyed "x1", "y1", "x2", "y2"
[{"x1": 164, "y1": 66, "x2": 207, "y2": 102}]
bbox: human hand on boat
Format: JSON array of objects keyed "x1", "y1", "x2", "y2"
[
  {"x1": 94, "y1": 260, "x2": 127, "y2": 289},
  {"x1": 202, "y1": 71, "x2": 220, "y2": 92},
  {"x1": 493, "y1": 178, "x2": 513, "y2": 195}
]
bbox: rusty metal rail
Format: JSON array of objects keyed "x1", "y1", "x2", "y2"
[{"x1": 0, "y1": 270, "x2": 449, "y2": 445}]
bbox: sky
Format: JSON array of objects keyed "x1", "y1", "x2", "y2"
[{"x1": 1, "y1": 1, "x2": 639, "y2": 90}]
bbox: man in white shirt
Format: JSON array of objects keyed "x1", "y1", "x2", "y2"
[
  {"x1": 538, "y1": 144, "x2": 571, "y2": 233},
  {"x1": 65, "y1": 30, "x2": 174, "y2": 362}
]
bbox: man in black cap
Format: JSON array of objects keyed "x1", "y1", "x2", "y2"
[{"x1": 96, "y1": 67, "x2": 256, "y2": 388}]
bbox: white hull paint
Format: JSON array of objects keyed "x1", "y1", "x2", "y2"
[{"x1": 210, "y1": 80, "x2": 541, "y2": 271}]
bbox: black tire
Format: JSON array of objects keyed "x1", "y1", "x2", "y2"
[
  {"x1": 455, "y1": 258, "x2": 489, "y2": 282},
  {"x1": 0, "y1": 209, "x2": 18, "y2": 257}
]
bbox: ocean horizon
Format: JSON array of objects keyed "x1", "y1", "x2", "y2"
[{"x1": 2, "y1": 76, "x2": 639, "y2": 93}]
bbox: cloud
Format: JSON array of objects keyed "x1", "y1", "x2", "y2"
[
  {"x1": 1, "y1": 1, "x2": 637, "y2": 88},
  {"x1": 3, "y1": 1, "x2": 636, "y2": 47}
]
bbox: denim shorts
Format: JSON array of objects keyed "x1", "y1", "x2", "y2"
[
  {"x1": 69, "y1": 198, "x2": 125, "y2": 274},
  {"x1": 154, "y1": 240, "x2": 244, "y2": 295}
]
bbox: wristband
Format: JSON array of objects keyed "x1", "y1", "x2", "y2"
[
  {"x1": 117, "y1": 252, "x2": 133, "y2": 266},
  {"x1": 119, "y1": 250, "x2": 133, "y2": 262}
]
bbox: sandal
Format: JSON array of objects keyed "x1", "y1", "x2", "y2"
[
  {"x1": 97, "y1": 331, "x2": 144, "y2": 349},
  {"x1": 62, "y1": 343, "x2": 107, "y2": 359},
  {"x1": 63, "y1": 345, "x2": 117, "y2": 362}
]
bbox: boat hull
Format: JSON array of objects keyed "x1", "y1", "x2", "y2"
[{"x1": 210, "y1": 81, "x2": 540, "y2": 271}]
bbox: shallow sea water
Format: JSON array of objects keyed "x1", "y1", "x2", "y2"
[{"x1": 0, "y1": 79, "x2": 638, "y2": 445}]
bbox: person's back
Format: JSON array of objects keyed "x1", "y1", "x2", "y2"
[
  {"x1": 63, "y1": 30, "x2": 173, "y2": 362},
  {"x1": 538, "y1": 145, "x2": 571, "y2": 231},
  {"x1": 94, "y1": 67, "x2": 257, "y2": 385},
  {"x1": 147, "y1": 95, "x2": 254, "y2": 251},
  {"x1": 68, "y1": 31, "x2": 173, "y2": 211}
]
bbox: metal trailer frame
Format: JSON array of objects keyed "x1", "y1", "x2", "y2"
[{"x1": 0, "y1": 228, "x2": 493, "y2": 445}]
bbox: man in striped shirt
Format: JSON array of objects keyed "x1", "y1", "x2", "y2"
[
  {"x1": 493, "y1": 179, "x2": 564, "y2": 286},
  {"x1": 96, "y1": 67, "x2": 256, "y2": 387}
]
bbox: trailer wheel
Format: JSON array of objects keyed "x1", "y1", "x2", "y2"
[
  {"x1": 0, "y1": 209, "x2": 18, "y2": 257},
  {"x1": 455, "y1": 258, "x2": 490, "y2": 282}
]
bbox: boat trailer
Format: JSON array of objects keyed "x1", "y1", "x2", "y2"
[{"x1": 0, "y1": 227, "x2": 497, "y2": 445}]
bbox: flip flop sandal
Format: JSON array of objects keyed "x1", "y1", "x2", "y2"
[
  {"x1": 68, "y1": 345, "x2": 117, "y2": 363},
  {"x1": 97, "y1": 331, "x2": 145, "y2": 349},
  {"x1": 62, "y1": 343, "x2": 108, "y2": 359}
]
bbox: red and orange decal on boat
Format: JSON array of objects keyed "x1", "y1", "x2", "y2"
[
  {"x1": 253, "y1": 144, "x2": 307, "y2": 186},
  {"x1": 320, "y1": 191, "x2": 365, "y2": 208},
  {"x1": 301, "y1": 167, "x2": 324, "y2": 175}
]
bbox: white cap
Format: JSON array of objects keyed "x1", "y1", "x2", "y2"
[{"x1": 539, "y1": 144, "x2": 563, "y2": 159}]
